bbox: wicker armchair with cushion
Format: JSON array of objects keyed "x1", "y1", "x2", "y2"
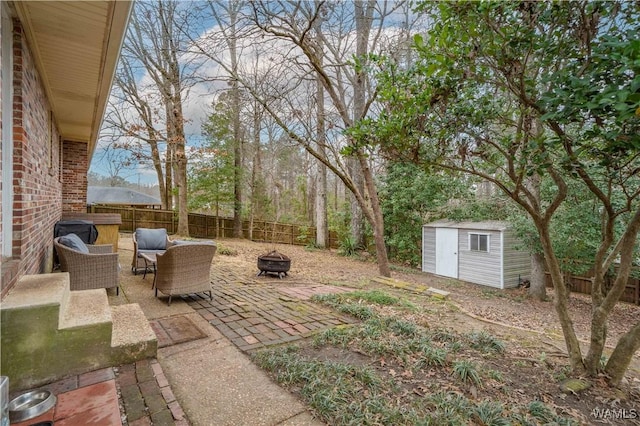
[
  {"x1": 154, "y1": 242, "x2": 217, "y2": 305},
  {"x1": 54, "y1": 234, "x2": 120, "y2": 294},
  {"x1": 132, "y1": 228, "x2": 172, "y2": 274}
]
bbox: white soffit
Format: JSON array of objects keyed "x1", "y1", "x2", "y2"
[{"x1": 13, "y1": 1, "x2": 131, "y2": 156}]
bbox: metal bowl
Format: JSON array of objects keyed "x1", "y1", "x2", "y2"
[{"x1": 8, "y1": 390, "x2": 56, "y2": 423}]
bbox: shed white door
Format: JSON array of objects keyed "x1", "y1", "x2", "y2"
[{"x1": 435, "y1": 228, "x2": 458, "y2": 278}]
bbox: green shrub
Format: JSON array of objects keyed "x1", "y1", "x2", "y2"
[
  {"x1": 337, "y1": 235, "x2": 359, "y2": 257},
  {"x1": 349, "y1": 290, "x2": 400, "y2": 306},
  {"x1": 452, "y1": 360, "x2": 482, "y2": 385},
  {"x1": 465, "y1": 330, "x2": 506, "y2": 354},
  {"x1": 217, "y1": 245, "x2": 238, "y2": 256},
  {"x1": 474, "y1": 401, "x2": 509, "y2": 426}
]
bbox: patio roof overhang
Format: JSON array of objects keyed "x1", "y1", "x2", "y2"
[{"x1": 12, "y1": 1, "x2": 132, "y2": 158}]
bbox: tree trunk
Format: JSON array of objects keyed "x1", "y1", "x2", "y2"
[
  {"x1": 348, "y1": 0, "x2": 374, "y2": 249},
  {"x1": 605, "y1": 321, "x2": 640, "y2": 386},
  {"x1": 215, "y1": 190, "x2": 220, "y2": 239},
  {"x1": 306, "y1": 154, "x2": 315, "y2": 224},
  {"x1": 232, "y1": 89, "x2": 243, "y2": 238},
  {"x1": 165, "y1": 140, "x2": 174, "y2": 210},
  {"x1": 108, "y1": 3, "x2": 178, "y2": 210},
  {"x1": 588, "y1": 207, "x2": 640, "y2": 379},
  {"x1": 584, "y1": 259, "x2": 611, "y2": 375},
  {"x1": 172, "y1": 102, "x2": 189, "y2": 236},
  {"x1": 314, "y1": 10, "x2": 328, "y2": 248},
  {"x1": 537, "y1": 223, "x2": 584, "y2": 370},
  {"x1": 358, "y1": 152, "x2": 390, "y2": 277},
  {"x1": 316, "y1": 164, "x2": 327, "y2": 248},
  {"x1": 249, "y1": 100, "x2": 261, "y2": 241},
  {"x1": 228, "y1": 6, "x2": 243, "y2": 238},
  {"x1": 529, "y1": 252, "x2": 547, "y2": 300},
  {"x1": 149, "y1": 139, "x2": 167, "y2": 210},
  {"x1": 524, "y1": 150, "x2": 546, "y2": 300},
  {"x1": 349, "y1": 168, "x2": 364, "y2": 248}
]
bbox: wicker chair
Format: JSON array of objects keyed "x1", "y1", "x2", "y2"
[
  {"x1": 132, "y1": 228, "x2": 172, "y2": 274},
  {"x1": 154, "y1": 243, "x2": 217, "y2": 305},
  {"x1": 54, "y1": 236, "x2": 120, "y2": 294}
]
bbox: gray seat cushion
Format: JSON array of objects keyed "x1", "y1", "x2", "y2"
[
  {"x1": 138, "y1": 249, "x2": 166, "y2": 256},
  {"x1": 135, "y1": 228, "x2": 168, "y2": 250},
  {"x1": 172, "y1": 240, "x2": 216, "y2": 246},
  {"x1": 58, "y1": 233, "x2": 89, "y2": 254}
]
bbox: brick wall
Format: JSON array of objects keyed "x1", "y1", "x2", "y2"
[
  {"x1": 62, "y1": 140, "x2": 88, "y2": 212},
  {"x1": 1, "y1": 19, "x2": 64, "y2": 297}
]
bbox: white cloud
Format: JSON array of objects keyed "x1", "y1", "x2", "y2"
[{"x1": 95, "y1": 2, "x2": 428, "y2": 184}]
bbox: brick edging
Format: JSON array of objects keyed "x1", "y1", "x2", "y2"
[{"x1": 116, "y1": 358, "x2": 189, "y2": 426}]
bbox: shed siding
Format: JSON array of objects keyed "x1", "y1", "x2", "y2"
[
  {"x1": 502, "y1": 229, "x2": 531, "y2": 288},
  {"x1": 422, "y1": 226, "x2": 436, "y2": 273},
  {"x1": 457, "y1": 228, "x2": 502, "y2": 288}
]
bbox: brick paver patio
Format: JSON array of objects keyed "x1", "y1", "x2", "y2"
[{"x1": 185, "y1": 266, "x2": 357, "y2": 352}]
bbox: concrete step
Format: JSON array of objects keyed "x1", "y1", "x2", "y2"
[
  {"x1": 1, "y1": 273, "x2": 157, "y2": 391},
  {"x1": 1, "y1": 274, "x2": 108, "y2": 390},
  {"x1": 1, "y1": 273, "x2": 69, "y2": 328},
  {"x1": 59, "y1": 289, "x2": 112, "y2": 330},
  {"x1": 110, "y1": 304, "x2": 157, "y2": 365}
]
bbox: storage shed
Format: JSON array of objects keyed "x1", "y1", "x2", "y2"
[{"x1": 422, "y1": 220, "x2": 530, "y2": 289}]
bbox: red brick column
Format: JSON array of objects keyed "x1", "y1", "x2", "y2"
[{"x1": 62, "y1": 140, "x2": 88, "y2": 212}]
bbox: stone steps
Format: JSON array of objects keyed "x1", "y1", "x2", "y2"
[
  {"x1": 59, "y1": 289, "x2": 112, "y2": 330},
  {"x1": 1, "y1": 273, "x2": 156, "y2": 392},
  {"x1": 111, "y1": 304, "x2": 157, "y2": 364}
]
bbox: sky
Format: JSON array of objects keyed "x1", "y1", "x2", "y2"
[
  {"x1": 88, "y1": 1, "x2": 419, "y2": 186},
  {"x1": 89, "y1": 1, "x2": 218, "y2": 185}
]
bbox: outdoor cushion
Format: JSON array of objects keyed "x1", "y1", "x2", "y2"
[
  {"x1": 135, "y1": 228, "x2": 168, "y2": 251},
  {"x1": 172, "y1": 239, "x2": 216, "y2": 246},
  {"x1": 58, "y1": 233, "x2": 89, "y2": 254},
  {"x1": 137, "y1": 249, "x2": 166, "y2": 256}
]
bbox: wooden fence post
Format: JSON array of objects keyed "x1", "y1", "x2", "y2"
[{"x1": 81, "y1": 204, "x2": 340, "y2": 248}]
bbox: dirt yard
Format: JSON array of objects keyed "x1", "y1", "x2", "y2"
[
  {"x1": 214, "y1": 238, "x2": 638, "y2": 347},
  {"x1": 212, "y1": 238, "x2": 640, "y2": 424}
]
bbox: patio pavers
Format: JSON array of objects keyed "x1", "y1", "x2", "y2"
[
  {"x1": 10, "y1": 360, "x2": 186, "y2": 425},
  {"x1": 110, "y1": 239, "x2": 355, "y2": 424},
  {"x1": 185, "y1": 268, "x2": 357, "y2": 352},
  {"x1": 116, "y1": 359, "x2": 188, "y2": 425},
  {"x1": 54, "y1": 380, "x2": 120, "y2": 425},
  {"x1": 150, "y1": 315, "x2": 208, "y2": 348}
]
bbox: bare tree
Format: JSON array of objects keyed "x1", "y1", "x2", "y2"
[
  {"x1": 242, "y1": 0, "x2": 409, "y2": 276},
  {"x1": 118, "y1": 0, "x2": 193, "y2": 235},
  {"x1": 187, "y1": 1, "x2": 418, "y2": 275},
  {"x1": 105, "y1": 52, "x2": 171, "y2": 208},
  {"x1": 92, "y1": 139, "x2": 137, "y2": 187},
  {"x1": 314, "y1": 0, "x2": 328, "y2": 248},
  {"x1": 202, "y1": 0, "x2": 246, "y2": 237}
]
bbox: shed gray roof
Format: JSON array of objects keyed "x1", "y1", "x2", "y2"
[
  {"x1": 423, "y1": 220, "x2": 509, "y2": 231},
  {"x1": 87, "y1": 186, "x2": 161, "y2": 205}
]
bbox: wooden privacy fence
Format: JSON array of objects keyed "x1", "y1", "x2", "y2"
[
  {"x1": 545, "y1": 270, "x2": 640, "y2": 305},
  {"x1": 88, "y1": 205, "x2": 339, "y2": 249}
]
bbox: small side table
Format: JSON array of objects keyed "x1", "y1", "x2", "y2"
[{"x1": 139, "y1": 253, "x2": 158, "y2": 287}]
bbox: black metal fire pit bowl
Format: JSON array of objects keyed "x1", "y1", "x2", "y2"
[{"x1": 257, "y1": 250, "x2": 291, "y2": 279}]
